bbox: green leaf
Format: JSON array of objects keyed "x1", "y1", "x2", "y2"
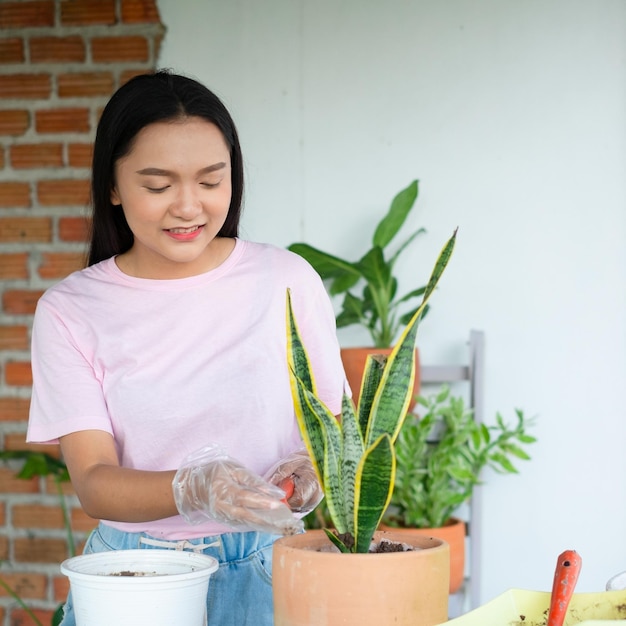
[
  {"x1": 287, "y1": 243, "x2": 357, "y2": 280},
  {"x1": 340, "y1": 396, "x2": 365, "y2": 537},
  {"x1": 324, "y1": 529, "x2": 350, "y2": 553},
  {"x1": 357, "y1": 353, "x2": 387, "y2": 435},
  {"x1": 373, "y1": 180, "x2": 419, "y2": 249},
  {"x1": 0, "y1": 450, "x2": 69, "y2": 481},
  {"x1": 354, "y1": 434, "x2": 395, "y2": 553},
  {"x1": 357, "y1": 247, "x2": 391, "y2": 289},
  {"x1": 52, "y1": 603, "x2": 65, "y2": 626}
]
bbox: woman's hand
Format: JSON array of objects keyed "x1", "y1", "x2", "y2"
[
  {"x1": 173, "y1": 445, "x2": 303, "y2": 535},
  {"x1": 265, "y1": 449, "x2": 323, "y2": 515}
]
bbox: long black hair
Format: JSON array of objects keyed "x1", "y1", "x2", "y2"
[{"x1": 88, "y1": 70, "x2": 244, "y2": 266}]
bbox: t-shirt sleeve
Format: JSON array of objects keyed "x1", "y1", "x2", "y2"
[{"x1": 27, "y1": 298, "x2": 114, "y2": 444}]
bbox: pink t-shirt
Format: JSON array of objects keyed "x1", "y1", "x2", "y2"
[{"x1": 27, "y1": 239, "x2": 347, "y2": 539}]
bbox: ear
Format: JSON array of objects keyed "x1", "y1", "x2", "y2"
[{"x1": 110, "y1": 186, "x2": 121, "y2": 206}]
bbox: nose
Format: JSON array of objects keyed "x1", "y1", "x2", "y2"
[{"x1": 170, "y1": 184, "x2": 202, "y2": 220}]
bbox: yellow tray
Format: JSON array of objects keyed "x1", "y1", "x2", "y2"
[{"x1": 440, "y1": 588, "x2": 626, "y2": 625}]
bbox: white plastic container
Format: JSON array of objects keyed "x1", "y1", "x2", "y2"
[{"x1": 60, "y1": 549, "x2": 219, "y2": 626}]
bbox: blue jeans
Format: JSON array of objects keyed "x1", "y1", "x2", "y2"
[{"x1": 59, "y1": 522, "x2": 277, "y2": 626}]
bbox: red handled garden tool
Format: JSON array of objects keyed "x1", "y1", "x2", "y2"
[{"x1": 546, "y1": 549, "x2": 582, "y2": 626}]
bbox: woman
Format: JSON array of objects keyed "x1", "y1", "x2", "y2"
[{"x1": 27, "y1": 71, "x2": 347, "y2": 625}]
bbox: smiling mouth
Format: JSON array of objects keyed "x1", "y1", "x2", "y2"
[{"x1": 166, "y1": 225, "x2": 202, "y2": 234}]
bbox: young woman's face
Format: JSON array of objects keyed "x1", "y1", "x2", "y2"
[{"x1": 111, "y1": 116, "x2": 233, "y2": 279}]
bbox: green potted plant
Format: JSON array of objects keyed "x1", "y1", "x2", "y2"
[
  {"x1": 382, "y1": 385, "x2": 537, "y2": 594},
  {"x1": 272, "y1": 230, "x2": 456, "y2": 626},
  {"x1": 0, "y1": 450, "x2": 76, "y2": 626},
  {"x1": 288, "y1": 180, "x2": 427, "y2": 400}
]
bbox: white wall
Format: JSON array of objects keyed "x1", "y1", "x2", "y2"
[{"x1": 157, "y1": 0, "x2": 626, "y2": 605}]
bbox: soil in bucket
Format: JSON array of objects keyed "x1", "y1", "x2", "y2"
[{"x1": 60, "y1": 549, "x2": 218, "y2": 626}]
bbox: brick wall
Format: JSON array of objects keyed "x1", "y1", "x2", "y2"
[{"x1": 0, "y1": 1, "x2": 165, "y2": 622}]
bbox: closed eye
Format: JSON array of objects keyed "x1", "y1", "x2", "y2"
[{"x1": 145, "y1": 185, "x2": 170, "y2": 193}]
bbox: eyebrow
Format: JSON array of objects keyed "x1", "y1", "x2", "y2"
[{"x1": 135, "y1": 163, "x2": 227, "y2": 176}]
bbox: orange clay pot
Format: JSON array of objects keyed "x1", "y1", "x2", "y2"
[
  {"x1": 272, "y1": 529, "x2": 449, "y2": 626},
  {"x1": 341, "y1": 347, "x2": 420, "y2": 411},
  {"x1": 379, "y1": 517, "x2": 466, "y2": 594}
]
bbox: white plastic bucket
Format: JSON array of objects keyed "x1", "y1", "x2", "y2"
[{"x1": 60, "y1": 549, "x2": 219, "y2": 626}]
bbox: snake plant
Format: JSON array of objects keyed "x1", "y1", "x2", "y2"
[{"x1": 286, "y1": 229, "x2": 457, "y2": 553}]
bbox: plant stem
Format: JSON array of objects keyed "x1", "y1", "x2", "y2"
[
  {"x1": 0, "y1": 576, "x2": 45, "y2": 626},
  {"x1": 54, "y1": 475, "x2": 76, "y2": 558}
]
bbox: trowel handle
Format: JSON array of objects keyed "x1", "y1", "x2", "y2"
[{"x1": 547, "y1": 549, "x2": 582, "y2": 626}]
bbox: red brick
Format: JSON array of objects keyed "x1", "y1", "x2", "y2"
[
  {"x1": 37, "y1": 179, "x2": 90, "y2": 206},
  {"x1": 58, "y1": 72, "x2": 114, "y2": 98},
  {"x1": 35, "y1": 108, "x2": 90, "y2": 133},
  {"x1": 53, "y1": 575, "x2": 70, "y2": 602},
  {"x1": 14, "y1": 537, "x2": 69, "y2": 563},
  {"x1": 0, "y1": 148, "x2": 4, "y2": 168},
  {"x1": 5, "y1": 361, "x2": 32, "y2": 386},
  {"x1": 3, "y1": 433, "x2": 59, "y2": 456},
  {"x1": 10, "y1": 608, "x2": 55, "y2": 626},
  {"x1": 2, "y1": 289, "x2": 45, "y2": 314},
  {"x1": 0, "y1": 325, "x2": 29, "y2": 350},
  {"x1": 13, "y1": 504, "x2": 64, "y2": 529},
  {"x1": 0, "y1": 74, "x2": 51, "y2": 99},
  {"x1": 71, "y1": 507, "x2": 98, "y2": 532},
  {"x1": 0, "y1": 1, "x2": 54, "y2": 28},
  {"x1": 0, "y1": 182, "x2": 30, "y2": 207},
  {"x1": 53, "y1": 576, "x2": 70, "y2": 601},
  {"x1": 120, "y1": 68, "x2": 152, "y2": 85},
  {"x1": 0, "y1": 253, "x2": 28, "y2": 279},
  {"x1": 38, "y1": 252, "x2": 85, "y2": 278},
  {"x1": 0, "y1": 37, "x2": 25, "y2": 63},
  {"x1": 61, "y1": 0, "x2": 116, "y2": 26},
  {"x1": 0, "y1": 218, "x2": 51, "y2": 243},
  {"x1": 59, "y1": 216, "x2": 91, "y2": 242},
  {"x1": 0, "y1": 110, "x2": 30, "y2": 136},
  {"x1": 92, "y1": 36, "x2": 149, "y2": 62},
  {"x1": 0, "y1": 397, "x2": 31, "y2": 422},
  {"x1": 121, "y1": 0, "x2": 161, "y2": 23},
  {"x1": 0, "y1": 572, "x2": 46, "y2": 599},
  {"x1": 0, "y1": 536, "x2": 7, "y2": 560},
  {"x1": 68, "y1": 143, "x2": 93, "y2": 168},
  {"x1": 45, "y1": 474, "x2": 73, "y2": 496},
  {"x1": 10, "y1": 143, "x2": 63, "y2": 169},
  {"x1": 30, "y1": 35, "x2": 86, "y2": 63},
  {"x1": 0, "y1": 468, "x2": 38, "y2": 493}
]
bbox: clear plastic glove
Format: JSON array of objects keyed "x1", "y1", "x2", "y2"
[
  {"x1": 172, "y1": 445, "x2": 303, "y2": 536},
  {"x1": 265, "y1": 448, "x2": 323, "y2": 515}
]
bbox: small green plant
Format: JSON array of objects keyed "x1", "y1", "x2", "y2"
[
  {"x1": 286, "y1": 229, "x2": 456, "y2": 553},
  {"x1": 384, "y1": 386, "x2": 537, "y2": 529},
  {"x1": 0, "y1": 450, "x2": 74, "y2": 626},
  {"x1": 288, "y1": 180, "x2": 429, "y2": 348}
]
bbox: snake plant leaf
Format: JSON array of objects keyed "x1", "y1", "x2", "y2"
[
  {"x1": 324, "y1": 529, "x2": 351, "y2": 553},
  {"x1": 339, "y1": 395, "x2": 365, "y2": 537},
  {"x1": 291, "y1": 377, "x2": 348, "y2": 534},
  {"x1": 354, "y1": 434, "x2": 395, "y2": 553},
  {"x1": 372, "y1": 179, "x2": 419, "y2": 249},
  {"x1": 286, "y1": 289, "x2": 316, "y2": 395},
  {"x1": 365, "y1": 229, "x2": 457, "y2": 448},
  {"x1": 289, "y1": 374, "x2": 331, "y2": 480},
  {"x1": 357, "y1": 354, "x2": 387, "y2": 436}
]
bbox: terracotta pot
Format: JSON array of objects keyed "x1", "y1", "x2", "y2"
[
  {"x1": 341, "y1": 347, "x2": 421, "y2": 411},
  {"x1": 273, "y1": 529, "x2": 449, "y2": 626},
  {"x1": 380, "y1": 517, "x2": 466, "y2": 594}
]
